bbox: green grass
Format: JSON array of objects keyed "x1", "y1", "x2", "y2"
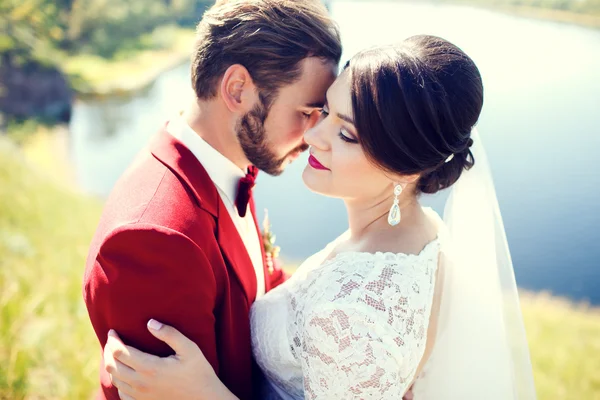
[
  {"x1": 521, "y1": 292, "x2": 600, "y2": 399},
  {"x1": 1, "y1": 134, "x2": 599, "y2": 399},
  {"x1": 0, "y1": 136, "x2": 102, "y2": 399}
]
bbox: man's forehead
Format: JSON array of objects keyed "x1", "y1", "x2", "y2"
[
  {"x1": 295, "y1": 60, "x2": 338, "y2": 105},
  {"x1": 326, "y1": 71, "x2": 349, "y2": 100},
  {"x1": 278, "y1": 83, "x2": 328, "y2": 108}
]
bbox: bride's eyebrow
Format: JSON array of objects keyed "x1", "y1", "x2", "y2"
[
  {"x1": 323, "y1": 91, "x2": 354, "y2": 125},
  {"x1": 337, "y1": 112, "x2": 355, "y2": 126}
]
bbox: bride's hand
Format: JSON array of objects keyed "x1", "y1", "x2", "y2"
[
  {"x1": 403, "y1": 385, "x2": 414, "y2": 400},
  {"x1": 104, "y1": 320, "x2": 238, "y2": 400}
]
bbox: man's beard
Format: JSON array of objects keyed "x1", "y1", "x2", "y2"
[{"x1": 236, "y1": 98, "x2": 309, "y2": 176}]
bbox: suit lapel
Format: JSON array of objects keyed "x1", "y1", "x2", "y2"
[
  {"x1": 216, "y1": 201, "x2": 258, "y2": 304},
  {"x1": 150, "y1": 127, "x2": 257, "y2": 305}
]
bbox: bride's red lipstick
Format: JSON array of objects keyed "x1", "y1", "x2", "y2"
[{"x1": 308, "y1": 154, "x2": 330, "y2": 171}]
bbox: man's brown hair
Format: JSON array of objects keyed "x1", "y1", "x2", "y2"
[{"x1": 192, "y1": 0, "x2": 342, "y2": 106}]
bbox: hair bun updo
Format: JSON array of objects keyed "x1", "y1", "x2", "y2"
[
  {"x1": 348, "y1": 35, "x2": 483, "y2": 195},
  {"x1": 418, "y1": 137, "x2": 475, "y2": 194}
]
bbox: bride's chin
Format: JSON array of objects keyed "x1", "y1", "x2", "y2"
[
  {"x1": 302, "y1": 165, "x2": 338, "y2": 198},
  {"x1": 302, "y1": 167, "x2": 334, "y2": 197}
]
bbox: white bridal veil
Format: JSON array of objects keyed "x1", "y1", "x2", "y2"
[{"x1": 414, "y1": 129, "x2": 537, "y2": 399}]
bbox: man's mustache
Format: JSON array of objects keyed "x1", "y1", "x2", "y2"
[
  {"x1": 275, "y1": 143, "x2": 310, "y2": 169},
  {"x1": 289, "y1": 143, "x2": 310, "y2": 157}
]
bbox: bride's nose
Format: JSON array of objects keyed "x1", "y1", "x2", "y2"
[{"x1": 303, "y1": 121, "x2": 330, "y2": 151}]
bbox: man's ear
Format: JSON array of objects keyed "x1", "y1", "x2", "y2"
[{"x1": 219, "y1": 64, "x2": 257, "y2": 113}]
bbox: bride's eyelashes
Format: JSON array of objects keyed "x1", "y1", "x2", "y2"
[
  {"x1": 339, "y1": 129, "x2": 358, "y2": 144},
  {"x1": 319, "y1": 107, "x2": 358, "y2": 144}
]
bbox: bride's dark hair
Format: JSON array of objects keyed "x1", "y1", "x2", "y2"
[{"x1": 348, "y1": 35, "x2": 483, "y2": 194}]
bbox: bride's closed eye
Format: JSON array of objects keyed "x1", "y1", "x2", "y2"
[
  {"x1": 320, "y1": 106, "x2": 358, "y2": 144},
  {"x1": 338, "y1": 129, "x2": 358, "y2": 144}
]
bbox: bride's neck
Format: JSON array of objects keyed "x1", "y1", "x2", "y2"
[{"x1": 344, "y1": 189, "x2": 420, "y2": 241}]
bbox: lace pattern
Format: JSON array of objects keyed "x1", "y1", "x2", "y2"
[{"x1": 251, "y1": 237, "x2": 440, "y2": 400}]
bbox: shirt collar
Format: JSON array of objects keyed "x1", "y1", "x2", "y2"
[{"x1": 167, "y1": 117, "x2": 246, "y2": 206}]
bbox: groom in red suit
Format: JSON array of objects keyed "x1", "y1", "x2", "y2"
[{"x1": 82, "y1": 1, "x2": 341, "y2": 399}]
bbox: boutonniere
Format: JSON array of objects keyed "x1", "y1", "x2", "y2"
[{"x1": 261, "y1": 209, "x2": 281, "y2": 275}]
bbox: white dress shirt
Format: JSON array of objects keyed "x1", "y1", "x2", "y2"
[{"x1": 167, "y1": 117, "x2": 265, "y2": 298}]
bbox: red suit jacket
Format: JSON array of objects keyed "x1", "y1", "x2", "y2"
[{"x1": 83, "y1": 127, "x2": 286, "y2": 400}]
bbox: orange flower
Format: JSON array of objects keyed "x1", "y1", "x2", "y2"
[{"x1": 262, "y1": 209, "x2": 281, "y2": 275}]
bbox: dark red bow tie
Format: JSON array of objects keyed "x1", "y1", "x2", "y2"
[{"x1": 235, "y1": 166, "x2": 258, "y2": 217}]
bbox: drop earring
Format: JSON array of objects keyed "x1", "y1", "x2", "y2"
[{"x1": 388, "y1": 184, "x2": 402, "y2": 226}]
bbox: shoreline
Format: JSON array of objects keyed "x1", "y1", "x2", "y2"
[
  {"x1": 72, "y1": 52, "x2": 191, "y2": 100},
  {"x1": 485, "y1": 5, "x2": 600, "y2": 29},
  {"x1": 63, "y1": 27, "x2": 196, "y2": 99},
  {"x1": 441, "y1": 1, "x2": 600, "y2": 29}
]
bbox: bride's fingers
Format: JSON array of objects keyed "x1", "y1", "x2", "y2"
[
  {"x1": 109, "y1": 372, "x2": 135, "y2": 398},
  {"x1": 107, "y1": 330, "x2": 159, "y2": 371},
  {"x1": 118, "y1": 389, "x2": 136, "y2": 400},
  {"x1": 105, "y1": 357, "x2": 139, "y2": 386},
  {"x1": 147, "y1": 319, "x2": 199, "y2": 357}
]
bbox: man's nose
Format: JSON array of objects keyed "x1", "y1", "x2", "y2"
[{"x1": 305, "y1": 111, "x2": 321, "y2": 131}]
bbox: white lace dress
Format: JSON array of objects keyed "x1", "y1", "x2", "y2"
[{"x1": 250, "y1": 229, "x2": 441, "y2": 400}]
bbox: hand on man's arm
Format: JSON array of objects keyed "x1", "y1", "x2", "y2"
[{"x1": 85, "y1": 224, "x2": 219, "y2": 387}]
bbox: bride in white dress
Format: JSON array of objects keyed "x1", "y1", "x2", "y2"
[{"x1": 104, "y1": 35, "x2": 536, "y2": 399}]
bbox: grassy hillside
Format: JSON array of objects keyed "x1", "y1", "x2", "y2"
[
  {"x1": 0, "y1": 136, "x2": 102, "y2": 399},
  {"x1": 0, "y1": 136, "x2": 599, "y2": 399},
  {"x1": 521, "y1": 292, "x2": 600, "y2": 398}
]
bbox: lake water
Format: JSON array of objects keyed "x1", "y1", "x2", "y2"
[{"x1": 68, "y1": 2, "x2": 600, "y2": 304}]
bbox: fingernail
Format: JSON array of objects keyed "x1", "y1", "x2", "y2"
[
  {"x1": 107, "y1": 329, "x2": 116, "y2": 338},
  {"x1": 147, "y1": 319, "x2": 163, "y2": 331}
]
